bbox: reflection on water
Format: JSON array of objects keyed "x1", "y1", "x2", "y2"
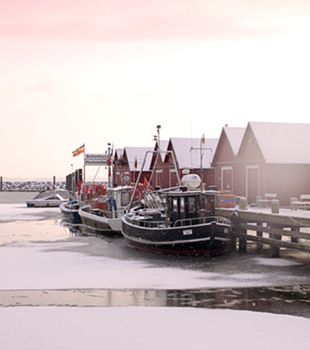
[
  {"x1": 0, "y1": 220, "x2": 72, "y2": 245},
  {"x1": 1, "y1": 285, "x2": 309, "y2": 318},
  {"x1": 165, "y1": 285, "x2": 310, "y2": 318}
]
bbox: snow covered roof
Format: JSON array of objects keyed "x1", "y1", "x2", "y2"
[
  {"x1": 249, "y1": 122, "x2": 310, "y2": 164},
  {"x1": 170, "y1": 138, "x2": 218, "y2": 169},
  {"x1": 124, "y1": 147, "x2": 154, "y2": 171},
  {"x1": 114, "y1": 148, "x2": 124, "y2": 160},
  {"x1": 224, "y1": 127, "x2": 245, "y2": 156},
  {"x1": 156, "y1": 140, "x2": 169, "y2": 161}
]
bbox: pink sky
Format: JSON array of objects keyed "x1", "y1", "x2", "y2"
[
  {"x1": 1, "y1": 0, "x2": 310, "y2": 41},
  {"x1": 1, "y1": 0, "x2": 310, "y2": 179}
]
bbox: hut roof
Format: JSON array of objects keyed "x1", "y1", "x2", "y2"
[
  {"x1": 170, "y1": 137, "x2": 218, "y2": 169},
  {"x1": 114, "y1": 148, "x2": 124, "y2": 160},
  {"x1": 224, "y1": 127, "x2": 245, "y2": 156},
  {"x1": 248, "y1": 121, "x2": 310, "y2": 164},
  {"x1": 155, "y1": 140, "x2": 169, "y2": 161},
  {"x1": 124, "y1": 147, "x2": 153, "y2": 171}
]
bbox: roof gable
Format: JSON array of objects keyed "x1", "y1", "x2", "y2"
[
  {"x1": 124, "y1": 147, "x2": 153, "y2": 171},
  {"x1": 114, "y1": 148, "x2": 124, "y2": 161},
  {"x1": 248, "y1": 122, "x2": 310, "y2": 164},
  {"x1": 156, "y1": 140, "x2": 169, "y2": 162},
  {"x1": 212, "y1": 126, "x2": 245, "y2": 163},
  {"x1": 224, "y1": 127, "x2": 245, "y2": 156},
  {"x1": 169, "y1": 137, "x2": 218, "y2": 169}
]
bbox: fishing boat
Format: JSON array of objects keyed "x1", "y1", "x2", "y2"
[
  {"x1": 60, "y1": 199, "x2": 81, "y2": 222},
  {"x1": 78, "y1": 186, "x2": 132, "y2": 234},
  {"x1": 121, "y1": 126, "x2": 231, "y2": 255},
  {"x1": 26, "y1": 188, "x2": 70, "y2": 207},
  {"x1": 121, "y1": 175, "x2": 231, "y2": 255}
]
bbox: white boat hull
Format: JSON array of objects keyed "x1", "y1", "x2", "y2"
[
  {"x1": 27, "y1": 199, "x2": 66, "y2": 207},
  {"x1": 78, "y1": 206, "x2": 122, "y2": 233}
]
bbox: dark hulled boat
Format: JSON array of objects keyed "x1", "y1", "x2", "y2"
[{"x1": 121, "y1": 183, "x2": 232, "y2": 256}]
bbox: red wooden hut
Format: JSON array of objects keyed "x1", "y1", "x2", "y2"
[
  {"x1": 212, "y1": 126, "x2": 245, "y2": 193},
  {"x1": 113, "y1": 146, "x2": 153, "y2": 187},
  {"x1": 215, "y1": 122, "x2": 310, "y2": 206},
  {"x1": 163, "y1": 137, "x2": 219, "y2": 189}
]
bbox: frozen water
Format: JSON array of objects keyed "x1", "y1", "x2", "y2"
[{"x1": 0, "y1": 307, "x2": 309, "y2": 350}]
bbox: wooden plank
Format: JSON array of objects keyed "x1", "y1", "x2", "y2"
[
  {"x1": 215, "y1": 208, "x2": 310, "y2": 227},
  {"x1": 238, "y1": 223, "x2": 310, "y2": 241},
  {"x1": 235, "y1": 231, "x2": 310, "y2": 253}
]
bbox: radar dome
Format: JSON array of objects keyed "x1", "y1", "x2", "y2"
[{"x1": 181, "y1": 174, "x2": 201, "y2": 189}]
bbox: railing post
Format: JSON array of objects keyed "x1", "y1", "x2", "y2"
[
  {"x1": 291, "y1": 227, "x2": 300, "y2": 243},
  {"x1": 230, "y1": 212, "x2": 239, "y2": 252},
  {"x1": 269, "y1": 224, "x2": 281, "y2": 258},
  {"x1": 269, "y1": 200, "x2": 281, "y2": 257},
  {"x1": 239, "y1": 227, "x2": 247, "y2": 253},
  {"x1": 256, "y1": 222, "x2": 263, "y2": 253}
]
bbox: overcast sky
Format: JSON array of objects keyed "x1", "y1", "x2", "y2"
[{"x1": 1, "y1": 0, "x2": 310, "y2": 180}]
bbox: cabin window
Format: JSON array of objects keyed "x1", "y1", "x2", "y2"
[
  {"x1": 180, "y1": 197, "x2": 185, "y2": 218},
  {"x1": 188, "y1": 197, "x2": 196, "y2": 213},
  {"x1": 173, "y1": 198, "x2": 178, "y2": 213},
  {"x1": 200, "y1": 196, "x2": 206, "y2": 210}
]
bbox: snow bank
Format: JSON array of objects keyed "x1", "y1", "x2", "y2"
[
  {"x1": 0, "y1": 307, "x2": 309, "y2": 350},
  {"x1": 254, "y1": 257, "x2": 301, "y2": 267}
]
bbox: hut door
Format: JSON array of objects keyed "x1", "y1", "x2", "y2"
[
  {"x1": 169, "y1": 169, "x2": 178, "y2": 187},
  {"x1": 246, "y1": 165, "x2": 260, "y2": 205},
  {"x1": 221, "y1": 167, "x2": 233, "y2": 193},
  {"x1": 155, "y1": 170, "x2": 163, "y2": 187}
]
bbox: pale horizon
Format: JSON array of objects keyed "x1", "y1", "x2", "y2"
[{"x1": 1, "y1": 0, "x2": 310, "y2": 179}]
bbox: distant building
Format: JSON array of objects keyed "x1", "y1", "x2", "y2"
[
  {"x1": 214, "y1": 122, "x2": 310, "y2": 206},
  {"x1": 162, "y1": 137, "x2": 219, "y2": 189},
  {"x1": 212, "y1": 126, "x2": 245, "y2": 193},
  {"x1": 113, "y1": 146, "x2": 153, "y2": 186}
]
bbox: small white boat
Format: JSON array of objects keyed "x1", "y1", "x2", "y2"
[{"x1": 27, "y1": 189, "x2": 70, "y2": 208}]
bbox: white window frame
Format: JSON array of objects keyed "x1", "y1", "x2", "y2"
[
  {"x1": 155, "y1": 169, "x2": 163, "y2": 186},
  {"x1": 221, "y1": 166, "x2": 233, "y2": 192}
]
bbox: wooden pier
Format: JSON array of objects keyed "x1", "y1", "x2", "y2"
[{"x1": 215, "y1": 206, "x2": 310, "y2": 257}]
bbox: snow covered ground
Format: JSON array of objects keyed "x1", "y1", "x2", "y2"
[
  {"x1": 0, "y1": 240, "x2": 309, "y2": 290},
  {"x1": 0, "y1": 307, "x2": 309, "y2": 350}
]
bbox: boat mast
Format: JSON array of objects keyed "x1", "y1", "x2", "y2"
[
  {"x1": 147, "y1": 125, "x2": 161, "y2": 188},
  {"x1": 107, "y1": 142, "x2": 112, "y2": 188}
]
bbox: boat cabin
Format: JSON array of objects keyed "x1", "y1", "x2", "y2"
[{"x1": 165, "y1": 189, "x2": 217, "y2": 225}]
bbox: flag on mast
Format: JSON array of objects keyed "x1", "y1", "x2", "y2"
[
  {"x1": 201, "y1": 134, "x2": 205, "y2": 144},
  {"x1": 72, "y1": 144, "x2": 85, "y2": 157}
]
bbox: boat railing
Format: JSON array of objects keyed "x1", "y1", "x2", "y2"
[
  {"x1": 143, "y1": 191, "x2": 166, "y2": 210},
  {"x1": 126, "y1": 214, "x2": 230, "y2": 229},
  {"x1": 172, "y1": 216, "x2": 231, "y2": 227},
  {"x1": 93, "y1": 209, "x2": 125, "y2": 219}
]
